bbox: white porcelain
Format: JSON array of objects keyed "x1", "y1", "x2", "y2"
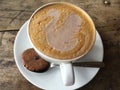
[
  {"x1": 60, "y1": 63, "x2": 74, "y2": 86},
  {"x1": 14, "y1": 20, "x2": 103, "y2": 90},
  {"x1": 27, "y1": 2, "x2": 96, "y2": 86}
]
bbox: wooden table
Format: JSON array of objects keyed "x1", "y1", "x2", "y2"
[{"x1": 0, "y1": 0, "x2": 120, "y2": 90}]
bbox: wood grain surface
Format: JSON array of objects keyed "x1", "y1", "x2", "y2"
[{"x1": 0, "y1": 0, "x2": 120, "y2": 90}]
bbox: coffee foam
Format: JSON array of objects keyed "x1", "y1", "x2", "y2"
[
  {"x1": 29, "y1": 3, "x2": 95, "y2": 59},
  {"x1": 45, "y1": 9, "x2": 82, "y2": 52}
]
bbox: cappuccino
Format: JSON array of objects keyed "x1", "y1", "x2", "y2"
[{"x1": 29, "y1": 2, "x2": 96, "y2": 59}]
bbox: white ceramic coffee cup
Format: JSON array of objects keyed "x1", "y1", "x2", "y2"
[{"x1": 27, "y1": 2, "x2": 96, "y2": 86}]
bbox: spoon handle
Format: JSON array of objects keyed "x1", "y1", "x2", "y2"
[{"x1": 72, "y1": 62, "x2": 105, "y2": 68}]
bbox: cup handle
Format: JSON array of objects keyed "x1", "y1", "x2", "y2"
[{"x1": 60, "y1": 63, "x2": 74, "y2": 86}]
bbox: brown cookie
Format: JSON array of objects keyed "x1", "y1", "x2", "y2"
[{"x1": 22, "y1": 48, "x2": 50, "y2": 72}]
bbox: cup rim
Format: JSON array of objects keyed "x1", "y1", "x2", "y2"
[{"x1": 27, "y1": 2, "x2": 96, "y2": 62}]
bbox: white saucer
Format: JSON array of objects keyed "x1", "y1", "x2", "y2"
[{"x1": 14, "y1": 20, "x2": 103, "y2": 90}]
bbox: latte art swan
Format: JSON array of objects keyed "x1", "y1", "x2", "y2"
[{"x1": 45, "y1": 9, "x2": 82, "y2": 51}]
